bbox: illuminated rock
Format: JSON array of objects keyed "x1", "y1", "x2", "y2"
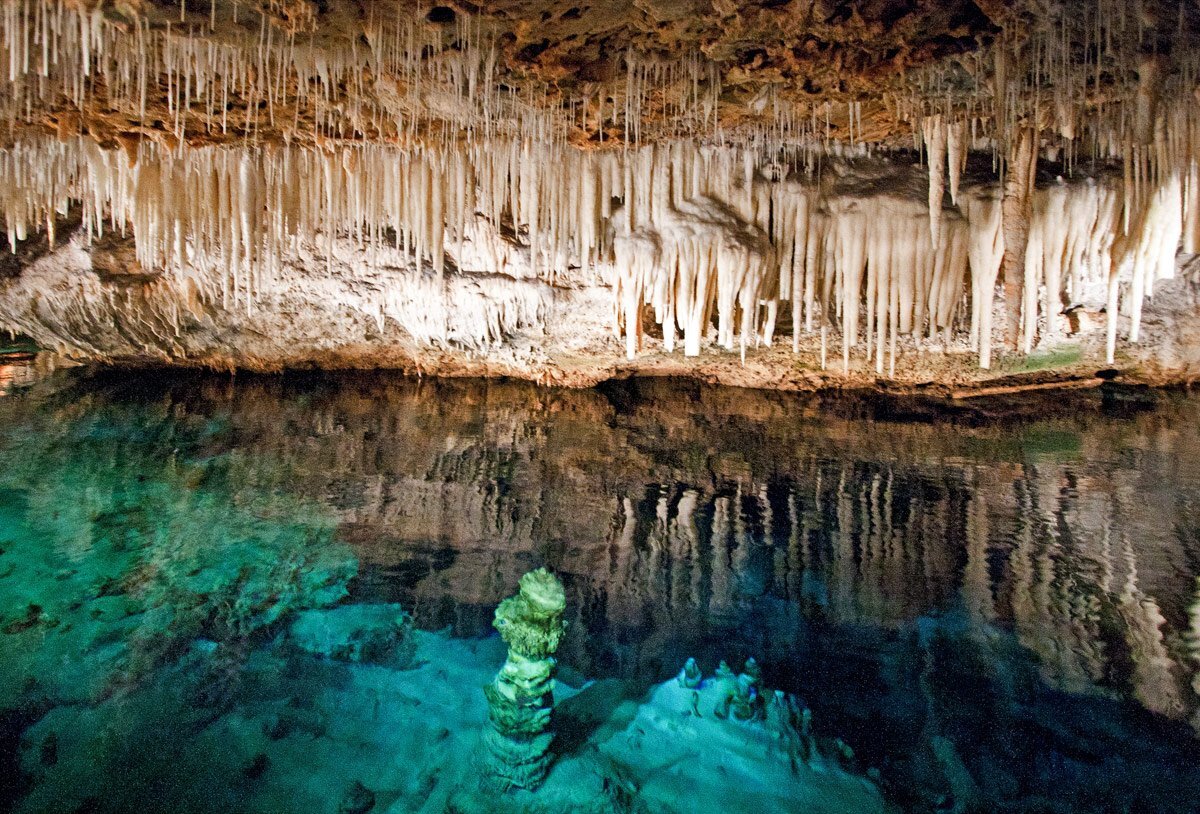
[
  {"x1": 677, "y1": 657, "x2": 702, "y2": 689},
  {"x1": 481, "y1": 567, "x2": 567, "y2": 791}
]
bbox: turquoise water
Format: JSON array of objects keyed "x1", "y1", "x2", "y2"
[{"x1": 1, "y1": 363, "x2": 1199, "y2": 813}]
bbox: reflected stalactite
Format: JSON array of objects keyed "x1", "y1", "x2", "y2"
[
  {"x1": 1116, "y1": 535, "x2": 1189, "y2": 720},
  {"x1": 1012, "y1": 467, "x2": 1111, "y2": 696},
  {"x1": 962, "y1": 476, "x2": 995, "y2": 626},
  {"x1": 2, "y1": 373, "x2": 1198, "y2": 727},
  {"x1": 1190, "y1": 580, "x2": 1200, "y2": 731},
  {"x1": 593, "y1": 437, "x2": 1200, "y2": 726}
]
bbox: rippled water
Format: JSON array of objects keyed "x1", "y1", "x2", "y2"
[{"x1": 1, "y1": 362, "x2": 1198, "y2": 813}]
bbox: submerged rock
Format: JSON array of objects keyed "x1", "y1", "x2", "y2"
[
  {"x1": 240, "y1": 753, "x2": 269, "y2": 780},
  {"x1": 677, "y1": 657, "x2": 702, "y2": 689},
  {"x1": 37, "y1": 733, "x2": 57, "y2": 768},
  {"x1": 731, "y1": 673, "x2": 761, "y2": 721},
  {"x1": 337, "y1": 781, "x2": 375, "y2": 814},
  {"x1": 288, "y1": 604, "x2": 415, "y2": 666}
]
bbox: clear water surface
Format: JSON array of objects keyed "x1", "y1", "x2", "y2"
[{"x1": 1, "y1": 361, "x2": 1198, "y2": 814}]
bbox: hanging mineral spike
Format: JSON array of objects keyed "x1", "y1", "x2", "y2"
[
  {"x1": 923, "y1": 114, "x2": 947, "y2": 247},
  {"x1": 0, "y1": 130, "x2": 1193, "y2": 374}
]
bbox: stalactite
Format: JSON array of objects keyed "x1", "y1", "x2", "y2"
[
  {"x1": 1112, "y1": 172, "x2": 1184, "y2": 344},
  {"x1": 1185, "y1": 156, "x2": 1200, "y2": 256},
  {"x1": 0, "y1": 117, "x2": 1191, "y2": 372},
  {"x1": 922, "y1": 115, "x2": 947, "y2": 246},
  {"x1": 946, "y1": 120, "x2": 968, "y2": 206},
  {"x1": 1001, "y1": 126, "x2": 1039, "y2": 350}
]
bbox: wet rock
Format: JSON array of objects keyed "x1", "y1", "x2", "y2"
[
  {"x1": 676, "y1": 657, "x2": 702, "y2": 689},
  {"x1": 289, "y1": 603, "x2": 415, "y2": 666},
  {"x1": 70, "y1": 797, "x2": 101, "y2": 814},
  {"x1": 263, "y1": 704, "x2": 328, "y2": 741},
  {"x1": 38, "y1": 733, "x2": 57, "y2": 768},
  {"x1": 3, "y1": 603, "x2": 44, "y2": 634},
  {"x1": 241, "y1": 752, "x2": 269, "y2": 780},
  {"x1": 337, "y1": 781, "x2": 375, "y2": 814}
]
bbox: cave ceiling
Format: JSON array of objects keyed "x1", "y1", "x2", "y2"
[{"x1": 10, "y1": 0, "x2": 1196, "y2": 151}]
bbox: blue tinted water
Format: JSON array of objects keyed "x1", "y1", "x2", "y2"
[{"x1": 1, "y1": 363, "x2": 1198, "y2": 813}]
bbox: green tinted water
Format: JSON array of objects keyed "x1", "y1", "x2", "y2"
[{"x1": 1, "y1": 364, "x2": 1198, "y2": 813}]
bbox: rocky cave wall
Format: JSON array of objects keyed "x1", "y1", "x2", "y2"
[{"x1": 0, "y1": 0, "x2": 1199, "y2": 388}]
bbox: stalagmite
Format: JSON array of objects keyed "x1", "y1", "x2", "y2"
[{"x1": 481, "y1": 568, "x2": 566, "y2": 792}]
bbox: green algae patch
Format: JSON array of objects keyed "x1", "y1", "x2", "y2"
[{"x1": 1011, "y1": 344, "x2": 1084, "y2": 373}]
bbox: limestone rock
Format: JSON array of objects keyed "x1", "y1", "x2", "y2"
[
  {"x1": 337, "y1": 781, "x2": 376, "y2": 814},
  {"x1": 482, "y1": 568, "x2": 567, "y2": 791},
  {"x1": 289, "y1": 603, "x2": 415, "y2": 666},
  {"x1": 677, "y1": 657, "x2": 702, "y2": 689}
]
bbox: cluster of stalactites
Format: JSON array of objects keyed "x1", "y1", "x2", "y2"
[
  {"x1": 899, "y1": 0, "x2": 1200, "y2": 170},
  {"x1": 599, "y1": 132, "x2": 1194, "y2": 371},
  {"x1": 5, "y1": 0, "x2": 1200, "y2": 160},
  {"x1": 822, "y1": 196, "x2": 970, "y2": 375},
  {"x1": 900, "y1": 0, "x2": 1200, "y2": 353},
  {"x1": 916, "y1": 84, "x2": 1200, "y2": 359},
  {"x1": 609, "y1": 143, "x2": 776, "y2": 362},
  {"x1": 0, "y1": 0, "x2": 851, "y2": 150},
  {"x1": 0, "y1": 135, "x2": 628, "y2": 303},
  {"x1": 0, "y1": 0, "x2": 555, "y2": 143},
  {"x1": 606, "y1": 142, "x2": 974, "y2": 370},
  {"x1": 955, "y1": 164, "x2": 1185, "y2": 368},
  {"x1": 0, "y1": 131, "x2": 1194, "y2": 371}
]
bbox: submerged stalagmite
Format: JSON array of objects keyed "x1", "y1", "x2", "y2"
[{"x1": 481, "y1": 568, "x2": 567, "y2": 792}]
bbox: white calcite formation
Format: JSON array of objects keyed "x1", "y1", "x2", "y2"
[
  {"x1": 1, "y1": 130, "x2": 1197, "y2": 374},
  {"x1": 1191, "y1": 581, "x2": 1200, "y2": 732},
  {"x1": 0, "y1": 0, "x2": 1199, "y2": 379}
]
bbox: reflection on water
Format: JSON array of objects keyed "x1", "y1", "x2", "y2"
[
  {"x1": 0, "y1": 358, "x2": 44, "y2": 396},
  {"x1": 1, "y1": 365, "x2": 1199, "y2": 813}
]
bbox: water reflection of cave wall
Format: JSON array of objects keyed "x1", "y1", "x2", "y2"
[
  {"x1": 240, "y1": 378, "x2": 1199, "y2": 725},
  {"x1": 597, "y1": 457, "x2": 1199, "y2": 720},
  {"x1": 24, "y1": 374, "x2": 1198, "y2": 724}
]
